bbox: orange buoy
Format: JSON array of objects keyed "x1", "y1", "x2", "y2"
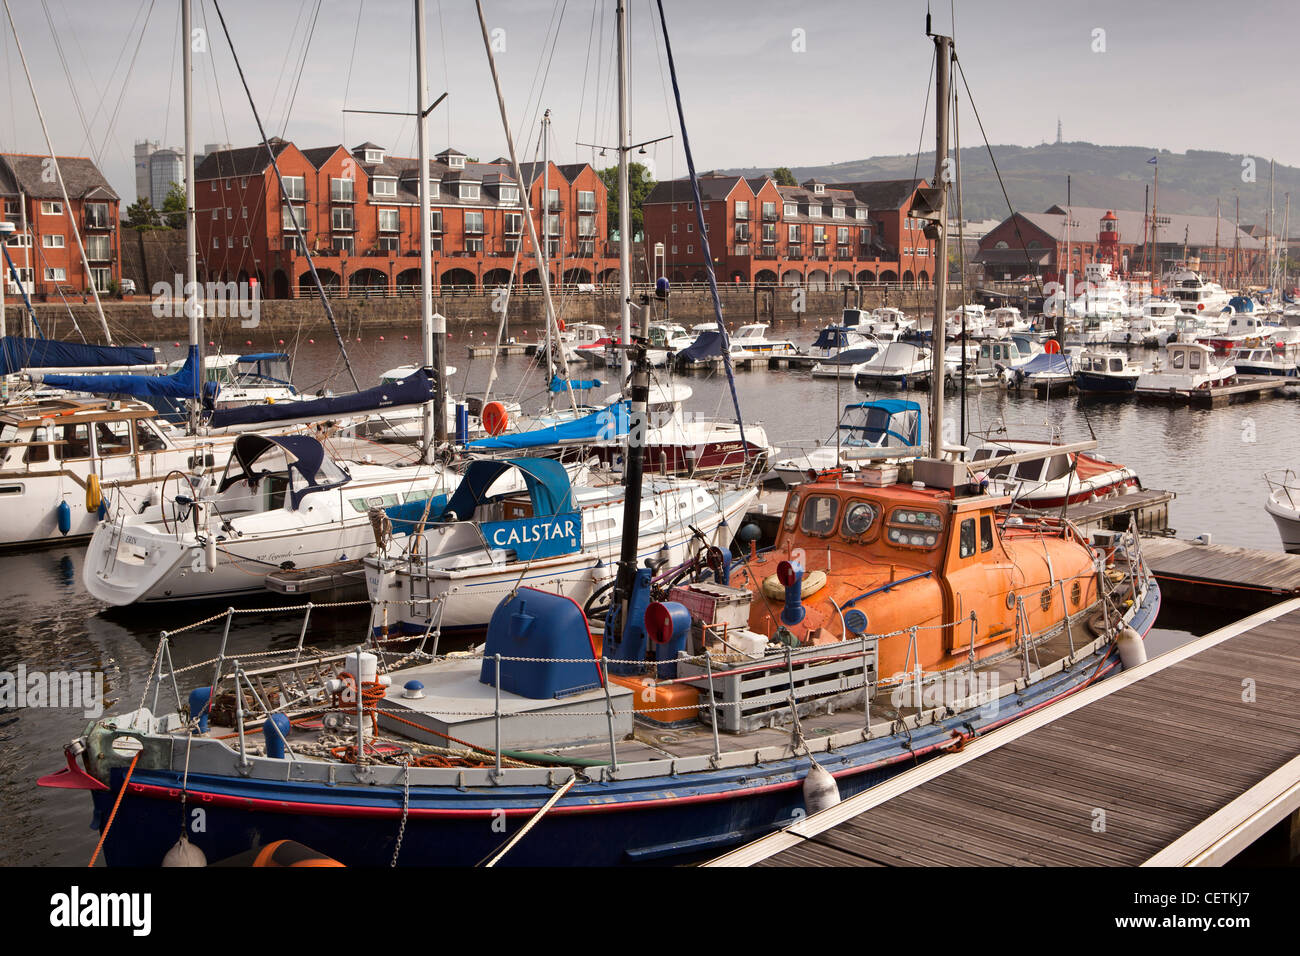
[
  {"x1": 1044, "y1": 338, "x2": 1061, "y2": 354},
  {"x1": 557, "y1": 319, "x2": 566, "y2": 332},
  {"x1": 481, "y1": 401, "x2": 509, "y2": 436}
]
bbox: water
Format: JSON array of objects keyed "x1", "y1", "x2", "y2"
[{"x1": 1, "y1": 327, "x2": 1292, "y2": 865}]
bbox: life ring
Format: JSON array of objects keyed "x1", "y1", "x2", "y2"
[
  {"x1": 85, "y1": 473, "x2": 102, "y2": 513},
  {"x1": 481, "y1": 401, "x2": 509, "y2": 436},
  {"x1": 557, "y1": 319, "x2": 566, "y2": 332},
  {"x1": 762, "y1": 568, "x2": 827, "y2": 601}
]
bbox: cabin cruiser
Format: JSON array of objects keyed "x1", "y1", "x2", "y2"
[
  {"x1": 364, "y1": 456, "x2": 756, "y2": 633},
  {"x1": 969, "y1": 439, "x2": 1140, "y2": 508},
  {"x1": 1069, "y1": 263, "x2": 1136, "y2": 321},
  {"x1": 0, "y1": 397, "x2": 236, "y2": 549},
  {"x1": 1198, "y1": 302, "x2": 1283, "y2": 353},
  {"x1": 560, "y1": 323, "x2": 611, "y2": 364},
  {"x1": 82, "y1": 433, "x2": 456, "y2": 605},
  {"x1": 1134, "y1": 341, "x2": 1236, "y2": 395},
  {"x1": 770, "y1": 399, "x2": 922, "y2": 486},
  {"x1": 983, "y1": 306, "x2": 1032, "y2": 338},
  {"x1": 728, "y1": 323, "x2": 799, "y2": 357},
  {"x1": 1164, "y1": 267, "x2": 1231, "y2": 317},
  {"x1": 1265, "y1": 470, "x2": 1300, "y2": 553},
  {"x1": 1129, "y1": 299, "x2": 1182, "y2": 346},
  {"x1": 852, "y1": 341, "x2": 932, "y2": 388},
  {"x1": 1073, "y1": 349, "x2": 1142, "y2": 393},
  {"x1": 945, "y1": 304, "x2": 988, "y2": 338},
  {"x1": 1226, "y1": 346, "x2": 1297, "y2": 378},
  {"x1": 806, "y1": 325, "x2": 879, "y2": 362}
]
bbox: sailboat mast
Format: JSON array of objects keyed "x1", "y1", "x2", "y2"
[
  {"x1": 415, "y1": 0, "x2": 445, "y2": 452},
  {"x1": 2, "y1": 0, "x2": 112, "y2": 345},
  {"x1": 1215, "y1": 197, "x2": 1220, "y2": 284},
  {"x1": 927, "y1": 31, "x2": 951, "y2": 460},
  {"x1": 617, "y1": 0, "x2": 633, "y2": 377},
  {"x1": 183, "y1": 0, "x2": 203, "y2": 432}
]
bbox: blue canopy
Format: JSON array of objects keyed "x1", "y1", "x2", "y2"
[
  {"x1": 215, "y1": 433, "x2": 350, "y2": 509},
  {"x1": 2, "y1": 336, "x2": 155, "y2": 376},
  {"x1": 1226, "y1": 295, "x2": 1254, "y2": 314},
  {"x1": 209, "y1": 367, "x2": 435, "y2": 429},
  {"x1": 840, "y1": 400, "x2": 922, "y2": 447},
  {"x1": 548, "y1": 375, "x2": 602, "y2": 392},
  {"x1": 383, "y1": 493, "x2": 450, "y2": 534},
  {"x1": 465, "y1": 402, "x2": 629, "y2": 451},
  {"x1": 439, "y1": 457, "x2": 574, "y2": 522},
  {"x1": 41, "y1": 344, "x2": 201, "y2": 401},
  {"x1": 812, "y1": 326, "x2": 852, "y2": 350},
  {"x1": 679, "y1": 330, "x2": 726, "y2": 362},
  {"x1": 1015, "y1": 352, "x2": 1073, "y2": 377}
]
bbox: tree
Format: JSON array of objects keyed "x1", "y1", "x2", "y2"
[
  {"x1": 125, "y1": 197, "x2": 163, "y2": 230},
  {"x1": 161, "y1": 181, "x2": 186, "y2": 230},
  {"x1": 772, "y1": 167, "x2": 797, "y2": 187},
  {"x1": 598, "y1": 162, "x2": 656, "y2": 240}
]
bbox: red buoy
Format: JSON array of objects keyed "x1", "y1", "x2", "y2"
[{"x1": 481, "y1": 401, "x2": 509, "y2": 436}]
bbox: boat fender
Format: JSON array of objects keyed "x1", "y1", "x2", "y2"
[
  {"x1": 56, "y1": 499, "x2": 71, "y2": 536},
  {"x1": 802, "y1": 758, "x2": 841, "y2": 815},
  {"x1": 204, "y1": 535, "x2": 217, "y2": 572},
  {"x1": 85, "y1": 473, "x2": 102, "y2": 513},
  {"x1": 162, "y1": 832, "x2": 207, "y2": 868},
  {"x1": 262, "y1": 713, "x2": 292, "y2": 759},
  {"x1": 188, "y1": 687, "x2": 212, "y2": 733},
  {"x1": 1116, "y1": 625, "x2": 1147, "y2": 669},
  {"x1": 761, "y1": 568, "x2": 827, "y2": 602},
  {"x1": 97, "y1": 499, "x2": 108, "y2": 521},
  {"x1": 776, "y1": 561, "x2": 807, "y2": 626}
]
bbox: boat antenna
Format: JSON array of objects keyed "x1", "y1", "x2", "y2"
[
  {"x1": 211, "y1": 0, "x2": 361, "y2": 393},
  {"x1": 652, "y1": 0, "x2": 748, "y2": 454}
]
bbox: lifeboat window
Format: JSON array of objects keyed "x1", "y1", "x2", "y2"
[
  {"x1": 801, "y1": 495, "x2": 839, "y2": 536},
  {"x1": 1172, "y1": 350, "x2": 1186, "y2": 369},
  {"x1": 1108, "y1": 358, "x2": 1123, "y2": 372},
  {"x1": 885, "y1": 507, "x2": 942, "y2": 549},
  {"x1": 959, "y1": 518, "x2": 976, "y2": 557},
  {"x1": 25, "y1": 430, "x2": 50, "y2": 463},
  {"x1": 1043, "y1": 454, "x2": 1071, "y2": 482},
  {"x1": 841, "y1": 500, "x2": 878, "y2": 537},
  {"x1": 1188, "y1": 350, "x2": 1202, "y2": 370},
  {"x1": 783, "y1": 492, "x2": 801, "y2": 530},
  {"x1": 980, "y1": 515, "x2": 994, "y2": 552},
  {"x1": 55, "y1": 424, "x2": 90, "y2": 460},
  {"x1": 95, "y1": 420, "x2": 133, "y2": 457},
  {"x1": 1017, "y1": 458, "x2": 1045, "y2": 482}
]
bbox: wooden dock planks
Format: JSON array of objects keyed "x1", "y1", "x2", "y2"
[
  {"x1": 1139, "y1": 536, "x2": 1300, "y2": 609},
  {"x1": 710, "y1": 602, "x2": 1300, "y2": 867}
]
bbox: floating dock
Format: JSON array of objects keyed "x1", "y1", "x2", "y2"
[
  {"x1": 1136, "y1": 375, "x2": 1295, "y2": 408},
  {"x1": 465, "y1": 343, "x2": 535, "y2": 357},
  {"x1": 1139, "y1": 535, "x2": 1300, "y2": 611},
  {"x1": 264, "y1": 559, "x2": 368, "y2": 600},
  {"x1": 708, "y1": 598, "x2": 1300, "y2": 867}
]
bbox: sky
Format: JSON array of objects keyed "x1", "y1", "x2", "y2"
[{"x1": 0, "y1": 0, "x2": 1296, "y2": 204}]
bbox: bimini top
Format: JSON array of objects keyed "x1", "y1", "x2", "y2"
[
  {"x1": 840, "y1": 399, "x2": 921, "y2": 447},
  {"x1": 216, "y1": 434, "x2": 350, "y2": 509},
  {"x1": 439, "y1": 457, "x2": 573, "y2": 522}
]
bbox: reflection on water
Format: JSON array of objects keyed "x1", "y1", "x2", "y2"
[{"x1": 2, "y1": 329, "x2": 1293, "y2": 864}]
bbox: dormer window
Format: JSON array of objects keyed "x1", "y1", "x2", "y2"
[
  {"x1": 459, "y1": 182, "x2": 480, "y2": 201},
  {"x1": 813, "y1": 183, "x2": 825, "y2": 195},
  {"x1": 373, "y1": 177, "x2": 397, "y2": 197},
  {"x1": 499, "y1": 185, "x2": 520, "y2": 204},
  {"x1": 364, "y1": 149, "x2": 384, "y2": 164},
  {"x1": 447, "y1": 155, "x2": 466, "y2": 169}
]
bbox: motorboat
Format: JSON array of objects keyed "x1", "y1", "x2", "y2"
[
  {"x1": 770, "y1": 399, "x2": 923, "y2": 486},
  {"x1": 851, "y1": 341, "x2": 932, "y2": 388},
  {"x1": 806, "y1": 325, "x2": 879, "y2": 362},
  {"x1": 1134, "y1": 341, "x2": 1236, "y2": 395},
  {"x1": 82, "y1": 433, "x2": 456, "y2": 605},
  {"x1": 1265, "y1": 470, "x2": 1300, "y2": 553},
  {"x1": 1226, "y1": 346, "x2": 1297, "y2": 378},
  {"x1": 969, "y1": 439, "x2": 1141, "y2": 508},
  {"x1": 728, "y1": 323, "x2": 799, "y2": 357},
  {"x1": 1073, "y1": 349, "x2": 1142, "y2": 393},
  {"x1": 1163, "y1": 267, "x2": 1232, "y2": 317}
]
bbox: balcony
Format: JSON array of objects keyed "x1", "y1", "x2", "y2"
[
  {"x1": 759, "y1": 245, "x2": 777, "y2": 259},
  {"x1": 733, "y1": 244, "x2": 751, "y2": 256},
  {"x1": 84, "y1": 209, "x2": 112, "y2": 230},
  {"x1": 762, "y1": 210, "x2": 778, "y2": 222}
]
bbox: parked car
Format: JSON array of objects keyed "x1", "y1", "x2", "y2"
[{"x1": 119, "y1": 278, "x2": 137, "y2": 296}]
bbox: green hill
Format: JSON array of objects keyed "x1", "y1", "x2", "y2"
[{"x1": 726, "y1": 143, "x2": 1300, "y2": 228}]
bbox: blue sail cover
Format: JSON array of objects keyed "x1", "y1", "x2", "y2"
[
  {"x1": 548, "y1": 375, "x2": 602, "y2": 392},
  {"x1": 1226, "y1": 295, "x2": 1254, "y2": 314},
  {"x1": 2, "y1": 336, "x2": 155, "y2": 376},
  {"x1": 41, "y1": 345, "x2": 200, "y2": 400},
  {"x1": 679, "y1": 330, "x2": 726, "y2": 362},
  {"x1": 209, "y1": 367, "x2": 436, "y2": 429},
  {"x1": 1016, "y1": 352, "x2": 1073, "y2": 377},
  {"x1": 464, "y1": 402, "x2": 629, "y2": 450}
]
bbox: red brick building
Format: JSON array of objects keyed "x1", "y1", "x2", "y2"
[
  {"x1": 193, "y1": 139, "x2": 618, "y2": 298},
  {"x1": 975, "y1": 206, "x2": 1267, "y2": 284},
  {"x1": 0, "y1": 153, "x2": 122, "y2": 300},
  {"x1": 641, "y1": 174, "x2": 934, "y2": 287}
]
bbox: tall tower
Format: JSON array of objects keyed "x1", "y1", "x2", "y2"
[
  {"x1": 1056, "y1": 118, "x2": 1062, "y2": 145},
  {"x1": 134, "y1": 139, "x2": 160, "y2": 203}
]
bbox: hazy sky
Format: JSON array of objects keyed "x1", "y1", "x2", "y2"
[{"x1": 1, "y1": 0, "x2": 1296, "y2": 203}]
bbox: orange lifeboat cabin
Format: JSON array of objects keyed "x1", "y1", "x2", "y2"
[{"x1": 731, "y1": 473, "x2": 1100, "y2": 684}]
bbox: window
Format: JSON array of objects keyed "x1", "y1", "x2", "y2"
[
  {"x1": 55, "y1": 423, "x2": 89, "y2": 460},
  {"x1": 331, "y1": 177, "x2": 354, "y2": 202},
  {"x1": 503, "y1": 212, "x2": 522, "y2": 235},
  {"x1": 466, "y1": 236, "x2": 484, "y2": 253},
  {"x1": 281, "y1": 204, "x2": 305, "y2": 231},
  {"x1": 544, "y1": 189, "x2": 559, "y2": 212},
  {"x1": 210, "y1": 182, "x2": 217, "y2": 192},
  {"x1": 1189, "y1": 350, "x2": 1202, "y2": 370},
  {"x1": 364, "y1": 149, "x2": 383, "y2": 164},
  {"x1": 577, "y1": 190, "x2": 595, "y2": 213},
  {"x1": 226, "y1": 208, "x2": 232, "y2": 219},
  {"x1": 788, "y1": 224, "x2": 801, "y2": 242},
  {"x1": 832, "y1": 206, "x2": 845, "y2": 219},
  {"x1": 446, "y1": 154, "x2": 466, "y2": 169},
  {"x1": 134, "y1": 419, "x2": 165, "y2": 452},
  {"x1": 837, "y1": 227, "x2": 849, "y2": 244},
  {"x1": 373, "y1": 178, "x2": 397, "y2": 197},
  {"x1": 378, "y1": 208, "x2": 399, "y2": 232},
  {"x1": 686, "y1": 223, "x2": 693, "y2": 233},
  {"x1": 813, "y1": 226, "x2": 826, "y2": 244},
  {"x1": 429, "y1": 210, "x2": 442, "y2": 233},
  {"x1": 227, "y1": 237, "x2": 234, "y2": 248},
  {"x1": 241, "y1": 206, "x2": 247, "y2": 219},
  {"x1": 241, "y1": 177, "x2": 248, "y2": 188},
  {"x1": 331, "y1": 236, "x2": 354, "y2": 255},
  {"x1": 672, "y1": 223, "x2": 677, "y2": 234},
  {"x1": 43, "y1": 267, "x2": 66, "y2": 281},
  {"x1": 464, "y1": 210, "x2": 484, "y2": 234},
  {"x1": 762, "y1": 223, "x2": 776, "y2": 242},
  {"x1": 959, "y1": 518, "x2": 976, "y2": 558},
  {"x1": 459, "y1": 183, "x2": 480, "y2": 201},
  {"x1": 544, "y1": 214, "x2": 559, "y2": 236},
  {"x1": 212, "y1": 237, "x2": 220, "y2": 249},
  {"x1": 671, "y1": 244, "x2": 677, "y2": 255},
  {"x1": 979, "y1": 515, "x2": 993, "y2": 552},
  {"x1": 212, "y1": 209, "x2": 219, "y2": 221},
  {"x1": 783, "y1": 492, "x2": 802, "y2": 530},
  {"x1": 40, "y1": 201, "x2": 62, "y2": 216},
  {"x1": 5, "y1": 234, "x2": 30, "y2": 248},
  {"x1": 94, "y1": 420, "x2": 132, "y2": 457},
  {"x1": 784, "y1": 202, "x2": 798, "y2": 218},
  {"x1": 578, "y1": 215, "x2": 595, "y2": 238},
  {"x1": 808, "y1": 205, "x2": 822, "y2": 219},
  {"x1": 331, "y1": 207, "x2": 354, "y2": 231},
  {"x1": 763, "y1": 201, "x2": 777, "y2": 221},
  {"x1": 800, "y1": 495, "x2": 839, "y2": 536},
  {"x1": 703, "y1": 202, "x2": 710, "y2": 211},
  {"x1": 1172, "y1": 350, "x2": 1185, "y2": 369},
  {"x1": 430, "y1": 181, "x2": 440, "y2": 199},
  {"x1": 226, "y1": 179, "x2": 232, "y2": 190},
  {"x1": 687, "y1": 203, "x2": 693, "y2": 211},
  {"x1": 241, "y1": 236, "x2": 249, "y2": 248},
  {"x1": 86, "y1": 235, "x2": 111, "y2": 260},
  {"x1": 855, "y1": 207, "x2": 868, "y2": 220},
  {"x1": 686, "y1": 245, "x2": 692, "y2": 254},
  {"x1": 499, "y1": 185, "x2": 520, "y2": 204},
  {"x1": 282, "y1": 176, "x2": 305, "y2": 200},
  {"x1": 577, "y1": 240, "x2": 594, "y2": 257},
  {"x1": 377, "y1": 236, "x2": 399, "y2": 253},
  {"x1": 735, "y1": 200, "x2": 749, "y2": 220},
  {"x1": 86, "y1": 203, "x2": 110, "y2": 228},
  {"x1": 42, "y1": 235, "x2": 64, "y2": 249}
]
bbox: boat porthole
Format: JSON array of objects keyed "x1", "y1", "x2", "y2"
[
  {"x1": 1005, "y1": 591, "x2": 1016, "y2": 610},
  {"x1": 1071, "y1": 582, "x2": 1082, "y2": 607},
  {"x1": 1040, "y1": 588, "x2": 1052, "y2": 612}
]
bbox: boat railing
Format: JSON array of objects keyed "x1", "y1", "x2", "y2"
[{"x1": 1265, "y1": 469, "x2": 1300, "y2": 509}]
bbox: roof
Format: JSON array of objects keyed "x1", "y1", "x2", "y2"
[
  {"x1": 831, "y1": 178, "x2": 927, "y2": 211},
  {"x1": 643, "y1": 175, "x2": 747, "y2": 205},
  {"x1": 1039, "y1": 204, "x2": 1263, "y2": 249},
  {"x1": 352, "y1": 141, "x2": 384, "y2": 153},
  {"x1": 194, "y1": 141, "x2": 292, "y2": 181},
  {"x1": 300, "y1": 146, "x2": 345, "y2": 170},
  {"x1": 0, "y1": 153, "x2": 119, "y2": 201}
]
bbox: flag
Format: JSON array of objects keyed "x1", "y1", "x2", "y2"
[{"x1": 1147, "y1": 156, "x2": 1158, "y2": 165}]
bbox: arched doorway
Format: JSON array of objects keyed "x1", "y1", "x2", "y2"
[
  {"x1": 563, "y1": 267, "x2": 592, "y2": 285},
  {"x1": 440, "y1": 267, "x2": 476, "y2": 290},
  {"x1": 483, "y1": 268, "x2": 513, "y2": 289},
  {"x1": 880, "y1": 269, "x2": 898, "y2": 283},
  {"x1": 395, "y1": 268, "x2": 421, "y2": 295},
  {"x1": 755, "y1": 269, "x2": 778, "y2": 285},
  {"x1": 598, "y1": 267, "x2": 620, "y2": 287},
  {"x1": 856, "y1": 269, "x2": 876, "y2": 284},
  {"x1": 917, "y1": 270, "x2": 929, "y2": 286},
  {"x1": 351, "y1": 268, "x2": 388, "y2": 295},
  {"x1": 832, "y1": 269, "x2": 853, "y2": 288},
  {"x1": 780, "y1": 270, "x2": 803, "y2": 286},
  {"x1": 806, "y1": 269, "x2": 829, "y2": 290},
  {"x1": 301, "y1": 269, "x2": 340, "y2": 295},
  {"x1": 902, "y1": 270, "x2": 914, "y2": 285}
]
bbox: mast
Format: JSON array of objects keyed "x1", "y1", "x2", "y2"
[
  {"x1": 183, "y1": 0, "x2": 203, "y2": 432},
  {"x1": 926, "y1": 27, "x2": 952, "y2": 460},
  {"x1": 616, "y1": 0, "x2": 633, "y2": 377},
  {"x1": 1215, "y1": 198, "x2": 1220, "y2": 283},
  {"x1": 1151, "y1": 162, "x2": 1158, "y2": 277},
  {"x1": 2, "y1": 0, "x2": 111, "y2": 345},
  {"x1": 1268, "y1": 159, "x2": 1275, "y2": 288},
  {"x1": 415, "y1": 0, "x2": 445, "y2": 454},
  {"x1": 1235, "y1": 195, "x2": 1240, "y2": 286}
]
